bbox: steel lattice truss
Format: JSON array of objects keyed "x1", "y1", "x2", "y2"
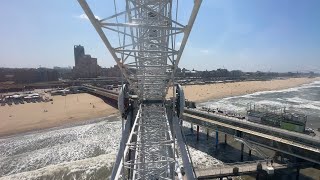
[
  {"x1": 78, "y1": 0, "x2": 201, "y2": 101},
  {"x1": 125, "y1": 104, "x2": 175, "y2": 179},
  {"x1": 77, "y1": 0, "x2": 202, "y2": 179}
]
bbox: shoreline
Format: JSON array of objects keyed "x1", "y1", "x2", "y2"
[
  {"x1": 0, "y1": 93, "x2": 118, "y2": 137},
  {"x1": 181, "y1": 77, "x2": 320, "y2": 103},
  {"x1": 0, "y1": 114, "x2": 119, "y2": 140},
  {"x1": 1, "y1": 77, "x2": 319, "y2": 137}
]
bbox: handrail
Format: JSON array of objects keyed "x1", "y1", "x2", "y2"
[
  {"x1": 194, "y1": 160, "x2": 290, "y2": 173},
  {"x1": 184, "y1": 109, "x2": 320, "y2": 149},
  {"x1": 180, "y1": 120, "x2": 197, "y2": 177}
]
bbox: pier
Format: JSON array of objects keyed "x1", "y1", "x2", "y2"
[
  {"x1": 183, "y1": 109, "x2": 320, "y2": 165},
  {"x1": 83, "y1": 85, "x2": 320, "y2": 179}
]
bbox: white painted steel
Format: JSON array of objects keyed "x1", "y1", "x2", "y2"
[
  {"x1": 77, "y1": 0, "x2": 202, "y2": 179},
  {"x1": 176, "y1": 84, "x2": 185, "y2": 118},
  {"x1": 118, "y1": 84, "x2": 129, "y2": 117},
  {"x1": 78, "y1": 0, "x2": 202, "y2": 101},
  {"x1": 115, "y1": 104, "x2": 175, "y2": 179}
]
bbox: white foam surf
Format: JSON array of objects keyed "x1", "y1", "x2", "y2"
[
  {"x1": 0, "y1": 118, "x2": 122, "y2": 178},
  {"x1": 199, "y1": 80, "x2": 320, "y2": 113},
  {"x1": 0, "y1": 154, "x2": 116, "y2": 180},
  {"x1": 1, "y1": 116, "x2": 225, "y2": 179}
]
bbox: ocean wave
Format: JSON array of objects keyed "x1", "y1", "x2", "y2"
[
  {"x1": 295, "y1": 104, "x2": 320, "y2": 111},
  {"x1": 200, "y1": 80, "x2": 320, "y2": 106},
  {"x1": 243, "y1": 86, "x2": 302, "y2": 98},
  {"x1": 200, "y1": 99, "x2": 248, "y2": 113},
  {"x1": 0, "y1": 120, "x2": 122, "y2": 177},
  {"x1": 286, "y1": 97, "x2": 306, "y2": 104},
  {"x1": 286, "y1": 97, "x2": 320, "y2": 111},
  {"x1": 307, "y1": 81, "x2": 320, "y2": 86},
  {"x1": 0, "y1": 154, "x2": 116, "y2": 180},
  {"x1": 1, "y1": 116, "x2": 227, "y2": 179},
  {"x1": 201, "y1": 86, "x2": 303, "y2": 103},
  {"x1": 188, "y1": 146, "x2": 223, "y2": 169},
  {"x1": 242, "y1": 80, "x2": 320, "y2": 98},
  {"x1": 255, "y1": 100, "x2": 288, "y2": 107},
  {"x1": 204, "y1": 96, "x2": 320, "y2": 113},
  {"x1": 286, "y1": 97, "x2": 320, "y2": 105},
  {"x1": 200, "y1": 81, "x2": 319, "y2": 109}
]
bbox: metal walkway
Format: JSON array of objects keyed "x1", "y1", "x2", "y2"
[
  {"x1": 113, "y1": 103, "x2": 176, "y2": 179},
  {"x1": 195, "y1": 161, "x2": 286, "y2": 179}
]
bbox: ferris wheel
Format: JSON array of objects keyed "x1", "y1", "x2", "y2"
[{"x1": 77, "y1": 0, "x2": 202, "y2": 179}]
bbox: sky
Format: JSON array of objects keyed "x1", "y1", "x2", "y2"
[{"x1": 0, "y1": 0, "x2": 320, "y2": 72}]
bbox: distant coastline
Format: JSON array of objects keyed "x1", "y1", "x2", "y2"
[{"x1": 180, "y1": 77, "x2": 320, "y2": 103}]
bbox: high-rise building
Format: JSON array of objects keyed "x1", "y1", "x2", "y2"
[
  {"x1": 73, "y1": 45, "x2": 101, "y2": 78},
  {"x1": 74, "y1": 45, "x2": 85, "y2": 67}
]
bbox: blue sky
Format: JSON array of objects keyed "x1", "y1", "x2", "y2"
[{"x1": 0, "y1": 0, "x2": 319, "y2": 72}]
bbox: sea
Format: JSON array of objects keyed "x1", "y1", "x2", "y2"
[
  {"x1": 200, "y1": 80, "x2": 320, "y2": 129},
  {"x1": 0, "y1": 80, "x2": 319, "y2": 179},
  {"x1": 0, "y1": 116, "x2": 219, "y2": 179}
]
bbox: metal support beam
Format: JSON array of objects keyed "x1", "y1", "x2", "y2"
[
  {"x1": 224, "y1": 133, "x2": 227, "y2": 144},
  {"x1": 172, "y1": 117, "x2": 196, "y2": 180},
  {"x1": 168, "y1": 0, "x2": 203, "y2": 91},
  {"x1": 256, "y1": 171, "x2": 260, "y2": 180},
  {"x1": 296, "y1": 167, "x2": 300, "y2": 180},
  {"x1": 197, "y1": 125, "x2": 200, "y2": 141},
  {"x1": 215, "y1": 130, "x2": 219, "y2": 149},
  {"x1": 110, "y1": 109, "x2": 133, "y2": 179},
  {"x1": 77, "y1": 0, "x2": 132, "y2": 85},
  {"x1": 191, "y1": 123, "x2": 194, "y2": 133},
  {"x1": 241, "y1": 143, "x2": 244, "y2": 162}
]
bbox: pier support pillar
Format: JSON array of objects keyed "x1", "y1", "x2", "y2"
[
  {"x1": 196, "y1": 125, "x2": 199, "y2": 141},
  {"x1": 296, "y1": 167, "x2": 300, "y2": 180},
  {"x1": 215, "y1": 130, "x2": 219, "y2": 148},
  {"x1": 191, "y1": 123, "x2": 193, "y2": 133},
  {"x1": 206, "y1": 128, "x2": 209, "y2": 140},
  {"x1": 249, "y1": 149, "x2": 252, "y2": 156},
  {"x1": 224, "y1": 134, "x2": 227, "y2": 144},
  {"x1": 256, "y1": 172, "x2": 260, "y2": 180},
  {"x1": 280, "y1": 153, "x2": 284, "y2": 162},
  {"x1": 240, "y1": 143, "x2": 244, "y2": 161}
]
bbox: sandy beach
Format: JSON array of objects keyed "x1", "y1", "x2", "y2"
[
  {"x1": 179, "y1": 77, "x2": 320, "y2": 102},
  {"x1": 0, "y1": 93, "x2": 118, "y2": 137},
  {"x1": 1, "y1": 77, "x2": 319, "y2": 137}
]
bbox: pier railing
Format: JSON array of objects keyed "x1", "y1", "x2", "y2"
[{"x1": 194, "y1": 160, "x2": 287, "y2": 178}]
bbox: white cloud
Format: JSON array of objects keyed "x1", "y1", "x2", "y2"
[
  {"x1": 200, "y1": 49, "x2": 209, "y2": 54},
  {"x1": 77, "y1": 13, "x2": 100, "y2": 20}
]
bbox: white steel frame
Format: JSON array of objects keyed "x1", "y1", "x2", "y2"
[{"x1": 77, "y1": 0, "x2": 202, "y2": 179}]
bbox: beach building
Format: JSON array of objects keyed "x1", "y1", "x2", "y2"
[
  {"x1": 247, "y1": 104, "x2": 307, "y2": 133},
  {"x1": 73, "y1": 45, "x2": 101, "y2": 78}
]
